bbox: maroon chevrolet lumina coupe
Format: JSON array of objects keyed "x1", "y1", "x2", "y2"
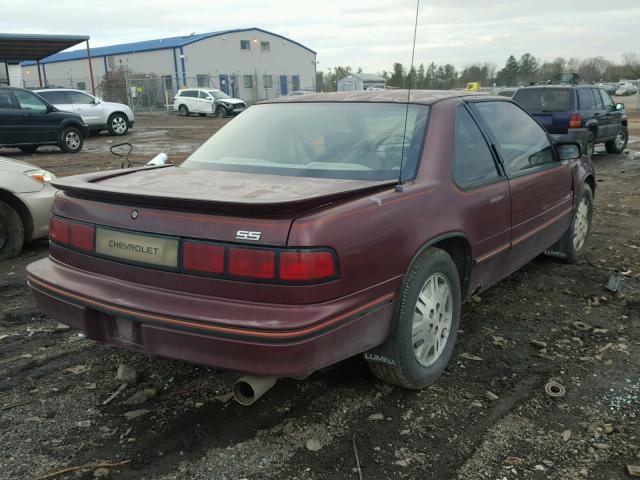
[{"x1": 27, "y1": 90, "x2": 594, "y2": 402}]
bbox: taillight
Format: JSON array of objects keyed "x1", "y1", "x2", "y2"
[
  {"x1": 568, "y1": 114, "x2": 582, "y2": 129},
  {"x1": 69, "y1": 223, "x2": 95, "y2": 251},
  {"x1": 183, "y1": 242, "x2": 224, "y2": 274},
  {"x1": 228, "y1": 248, "x2": 276, "y2": 279},
  {"x1": 50, "y1": 217, "x2": 70, "y2": 244},
  {"x1": 279, "y1": 251, "x2": 337, "y2": 281}
]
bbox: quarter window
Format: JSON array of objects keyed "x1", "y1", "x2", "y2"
[
  {"x1": 453, "y1": 107, "x2": 501, "y2": 187},
  {"x1": 14, "y1": 90, "x2": 48, "y2": 112},
  {"x1": 472, "y1": 101, "x2": 555, "y2": 175},
  {"x1": 0, "y1": 91, "x2": 15, "y2": 109},
  {"x1": 591, "y1": 88, "x2": 603, "y2": 109},
  {"x1": 240, "y1": 40, "x2": 251, "y2": 50},
  {"x1": 36, "y1": 91, "x2": 68, "y2": 104}
]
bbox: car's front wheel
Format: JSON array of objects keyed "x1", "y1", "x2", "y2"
[
  {"x1": 59, "y1": 126, "x2": 83, "y2": 153},
  {"x1": 0, "y1": 201, "x2": 24, "y2": 260},
  {"x1": 215, "y1": 106, "x2": 226, "y2": 118},
  {"x1": 178, "y1": 104, "x2": 189, "y2": 116},
  {"x1": 108, "y1": 113, "x2": 129, "y2": 136},
  {"x1": 367, "y1": 248, "x2": 461, "y2": 389},
  {"x1": 605, "y1": 127, "x2": 628, "y2": 154}
]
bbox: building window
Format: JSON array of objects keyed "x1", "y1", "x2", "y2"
[
  {"x1": 77, "y1": 82, "x2": 87, "y2": 91},
  {"x1": 260, "y1": 41, "x2": 270, "y2": 52},
  {"x1": 197, "y1": 74, "x2": 210, "y2": 87},
  {"x1": 243, "y1": 75, "x2": 253, "y2": 88},
  {"x1": 240, "y1": 40, "x2": 251, "y2": 50},
  {"x1": 162, "y1": 75, "x2": 173, "y2": 91},
  {"x1": 263, "y1": 75, "x2": 273, "y2": 88}
]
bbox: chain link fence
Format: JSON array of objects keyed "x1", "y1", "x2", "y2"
[{"x1": 32, "y1": 68, "x2": 300, "y2": 112}]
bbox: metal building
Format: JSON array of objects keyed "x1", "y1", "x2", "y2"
[
  {"x1": 337, "y1": 73, "x2": 386, "y2": 92},
  {"x1": 20, "y1": 28, "x2": 317, "y2": 107}
]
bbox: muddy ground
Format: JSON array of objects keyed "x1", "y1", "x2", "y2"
[{"x1": 1, "y1": 111, "x2": 639, "y2": 480}]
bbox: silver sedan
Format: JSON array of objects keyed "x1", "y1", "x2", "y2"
[{"x1": 0, "y1": 156, "x2": 56, "y2": 259}]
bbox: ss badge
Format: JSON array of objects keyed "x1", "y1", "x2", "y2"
[{"x1": 236, "y1": 230, "x2": 262, "y2": 241}]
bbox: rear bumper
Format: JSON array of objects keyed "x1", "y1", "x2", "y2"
[{"x1": 27, "y1": 257, "x2": 396, "y2": 377}]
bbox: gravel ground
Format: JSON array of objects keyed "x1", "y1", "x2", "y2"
[{"x1": 0, "y1": 111, "x2": 639, "y2": 480}]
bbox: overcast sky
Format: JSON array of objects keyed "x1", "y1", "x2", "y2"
[{"x1": 5, "y1": 0, "x2": 640, "y2": 73}]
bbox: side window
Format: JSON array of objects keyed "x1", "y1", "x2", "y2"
[
  {"x1": 181, "y1": 90, "x2": 197, "y2": 98},
  {"x1": 198, "y1": 90, "x2": 211, "y2": 99},
  {"x1": 0, "y1": 91, "x2": 15, "y2": 109},
  {"x1": 591, "y1": 88, "x2": 603, "y2": 109},
  {"x1": 14, "y1": 90, "x2": 48, "y2": 112},
  {"x1": 599, "y1": 89, "x2": 614, "y2": 110},
  {"x1": 453, "y1": 107, "x2": 501, "y2": 187},
  {"x1": 37, "y1": 91, "x2": 68, "y2": 104},
  {"x1": 67, "y1": 91, "x2": 94, "y2": 104},
  {"x1": 472, "y1": 101, "x2": 555, "y2": 175},
  {"x1": 577, "y1": 88, "x2": 595, "y2": 110}
]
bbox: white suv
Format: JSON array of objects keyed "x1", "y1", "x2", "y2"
[
  {"x1": 173, "y1": 88, "x2": 245, "y2": 118},
  {"x1": 35, "y1": 88, "x2": 135, "y2": 136}
]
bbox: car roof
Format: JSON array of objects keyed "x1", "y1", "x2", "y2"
[
  {"x1": 262, "y1": 89, "x2": 489, "y2": 106},
  {"x1": 33, "y1": 88, "x2": 88, "y2": 92}
]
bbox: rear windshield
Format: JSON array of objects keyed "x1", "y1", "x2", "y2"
[
  {"x1": 513, "y1": 88, "x2": 574, "y2": 112},
  {"x1": 181, "y1": 103, "x2": 429, "y2": 181}
]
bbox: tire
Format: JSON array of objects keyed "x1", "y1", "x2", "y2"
[
  {"x1": 59, "y1": 126, "x2": 83, "y2": 153},
  {"x1": 107, "y1": 113, "x2": 129, "y2": 136},
  {"x1": 605, "y1": 127, "x2": 628, "y2": 154},
  {"x1": 0, "y1": 200, "x2": 24, "y2": 260},
  {"x1": 585, "y1": 132, "x2": 595, "y2": 158},
  {"x1": 178, "y1": 104, "x2": 189, "y2": 116},
  {"x1": 18, "y1": 145, "x2": 38, "y2": 153},
  {"x1": 367, "y1": 248, "x2": 461, "y2": 389},
  {"x1": 215, "y1": 106, "x2": 226, "y2": 118},
  {"x1": 559, "y1": 184, "x2": 594, "y2": 263}
]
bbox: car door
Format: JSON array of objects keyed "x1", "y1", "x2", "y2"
[
  {"x1": 598, "y1": 88, "x2": 620, "y2": 138},
  {"x1": 589, "y1": 87, "x2": 610, "y2": 139},
  {"x1": 183, "y1": 90, "x2": 198, "y2": 111},
  {"x1": 0, "y1": 90, "x2": 23, "y2": 144},
  {"x1": 13, "y1": 89, "x2": 58, "y2": 143},
  {"x1": 453, "y1": 105, "x2": 512, "y2": 287},
  {"x1": 67, "y1": 90, "x2": 103, "y2": 126},
  {"x1": 470, "y1": 100, "x2": 574, "y2": 274},
  {"x1": 198, "y1": 90, "x2": 214, "y2": 113}
]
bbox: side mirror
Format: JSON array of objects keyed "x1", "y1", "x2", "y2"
[
  {"x1": 46, "y1": 103, "x2": 55, "y2": 113},
  {"x1": 615, "y1": 103, "x2": 624, "y2": 111},
  {"x1": 557, "y1": 142, "x2": 581, "y2": 161}
]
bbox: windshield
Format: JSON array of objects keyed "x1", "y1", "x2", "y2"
[
  {"x1": 181, "y1": 103, "x2": 429, "y2": 181},
  {"x1": 513, "y1": 88, "x2": 573, "y2": 112},
  {"x1": 208, "y1": 90, "x2": 231, "y2": 99}
]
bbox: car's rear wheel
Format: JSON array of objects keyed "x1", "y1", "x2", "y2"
[
  {"x1": 59, "y1": 126, "x2": 83, "y2": 153},
  {"x1": 0, "y1": 201, "x2": 24, "y2": 260},
  {"x1": 178, "y1": 104, "x2": 189, "y2": 116},
  {"x1": 557, "y1": 184, "x2": 593, "y2": 263},
  {"x1": 18, "y1": 145, "x2": 39, "y2": 153},
  {"x1": 108, "y1": 113, "x2": 129, "y2": 136},
  {"x1": 605, "y1": 127, "x2": 628, "y2": 154},
  {"x1": 215, "y1": 106, "x2": 226, "y2": 118},
  {"x1": 367, "y1": 248, "x2": 461, "y2": 389}
]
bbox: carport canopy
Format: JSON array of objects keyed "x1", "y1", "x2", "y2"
[{"x1": 0, "y1": 33, "x2": 89, "y2": 61}]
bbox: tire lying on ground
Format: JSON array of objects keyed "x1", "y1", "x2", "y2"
[{"x1": 0, "y1": 200, "x2": 24, "y2": 260}]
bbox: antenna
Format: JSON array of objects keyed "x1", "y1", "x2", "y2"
[{"x1": 396, "y1": 0, "x2": 420, "y2": 192}]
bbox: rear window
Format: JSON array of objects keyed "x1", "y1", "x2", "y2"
[
  {"x1": 513, "y1": 88, "x2": 573, "y2": 112},
  {"x1": 37, "y1": 91, "x2": 68, "y2": 104},
  {"x1": 182, "y1": 103, "x2": 429, "y2": 181}
]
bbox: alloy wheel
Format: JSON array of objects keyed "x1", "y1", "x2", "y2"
[
  {"x1": 65, "y1": 131, "x2": 80, "y2": 150},
  {"x1": 111, "y1": 116, "x2": 127, "y2": 134},
  {"x1": 573, "y1": 197, "x2": 590, "y2": 251},
  {"x1": 615, "y1": 130, "x2": 627, "y2": 150},
  {"x1": 412, "y1": 272, "x2": 453, "y2": 367}
]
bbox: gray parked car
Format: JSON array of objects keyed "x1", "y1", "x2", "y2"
[
  {"x1": 35, "y1": 88, "x2": 135, "y2": 135},
  {"x1": 0, "y1": 157, "x2": 56, "y2": 259}
]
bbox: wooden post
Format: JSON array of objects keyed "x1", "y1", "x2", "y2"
[
  {"x1": 37, "y1": 61, "x2": 43, "y2": 87},
  {"x1": 86, "y1": 40, "x2": 95, "y2": 95}
]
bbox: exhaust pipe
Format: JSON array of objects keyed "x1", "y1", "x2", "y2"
[{"x1": 233, "y1": 376, "x2": 278, "y2": 406}]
